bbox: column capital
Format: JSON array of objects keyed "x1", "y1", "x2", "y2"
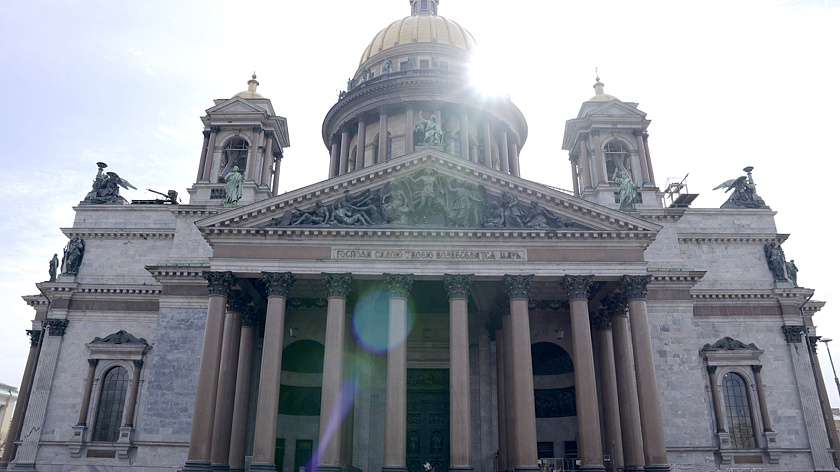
[
  {"x1": 633, "y1": 128, "x2": 645, "y2": 137},
  {"x1": 622, "y1": 275, "x2": 651, "y2": 300},
  {"x1": 204, "y1": 271, "x2": 235, "y2": 297},
  {"x1": 591, "y1": 309, "x2": 612, "y2": 331},
  {"x1": 210, "y1": 125, "x2": 221, "y2": 133},
  {"x1": 27, "y1": 329, "x2": 41, "y2": 347},
  {"x1": 808, "y1": 335, "x2": 820, "y2": 351},
  {"x1": 226, "y1": 290, "x2": 250, "y2": 313},
  {"x1": 203, "y1": 129, "x2": 211, "y2": 139},
  {"x1": 706, "y1": 365, "x2": 717, "y2": 375},
  {"x1": 355, "y1": 114, "x2": 367, "y2": 123},
  {"x1": 782, "y1": 325, "x2": 806, "y2": 344},
  {"x1": 45, "y1": 318, "x2": 68, "y2": 336},
  {"x1": 88, "y1": 358, "x2": 99, "y2": 368},
  {"x1": 384, "y1": 273, "x2": 413, "y2": 298},
  {"x1": 262, "y1": 271, "x2": 293, "y2": 298},
  {"x1": 751, "y1": 364, "x2": 763, "y2": 373},
  {"x1": 252, "y1": 125, "x2": 263, "y2": 134},
  {"x1": 564, "y1": 275, "x2": 594, "y2": 301},
  {"x1": 503, "y1": 274, "x2": 533, "y2": 300},
  {"x1": 340, "y1": 123, "x2": 355, "y2": 134},
  {"x1": 323, "y1": 273, "x2": 353, "y2": 298},
  {"x1": 577, "y1": 131, "x2": 589, "y2": 140},
  {"x1": 241, "y1": 307, "x2": 259, "y2": 327},
  {"x1": 133, "y1": 359, "x2": 144, "y2": 369},
  {"x1": 603, "y1": 293, "x2": 627, "y2": 318},
  {"x1": 444, "y1": 274, "x2": 473, "y2": 299},
  {"x1": 589, "y1": 129, "x2": 601, "y2": 137},
  {"x1": 379, "y1": 105, "x2": 391, "y2": 115},
  {"x1": 264, "y1": 129, "x2": 275, "y2": 140}
]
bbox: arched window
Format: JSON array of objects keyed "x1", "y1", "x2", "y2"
[
  {"x1": 92, "y1": 366, "x2": 129, "y2": 442},
  {"x1": 604, "y1": 141, "x2": 631, "y2": 182},
  {"x1": 722, "y1": 372, "x2": 757, "y2": 449},
  {"x1": 282, "y1": 340, "x2": 325, "y2": 373},
  {"x1": 219, "y1": 138, "x2": 249, "y2": 182}
]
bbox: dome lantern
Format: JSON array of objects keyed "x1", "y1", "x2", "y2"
[{"x1": 410, "y1": 0, "x2": 438, "y2": 16}]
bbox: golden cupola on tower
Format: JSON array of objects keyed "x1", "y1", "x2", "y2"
[{"x1": 322, "y1": 0, "x2": 527, "y2": 179}]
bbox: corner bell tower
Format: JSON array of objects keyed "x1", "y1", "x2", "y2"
[
  {"x1": 562, "y1": 77, "x2": 662, "y2": 211},
  {"x1": 188, "y1": 75, "x2": 290, "y2": 206}
]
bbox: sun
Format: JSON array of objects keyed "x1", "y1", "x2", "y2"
[{"x1": 468, "y1": 48, "x2": 511, "y2": 97}]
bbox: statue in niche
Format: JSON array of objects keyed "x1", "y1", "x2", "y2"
[
  {"x1": 763, "y1": 242, "x2": 788, "y2": 281},
  {"x1": 223, "y1": 166, "x2": 244, "y2": 207},
  {"x1": 49, "y1": 254, "x2": 59, "y2": 282},
  {"x1": 713, "y1": 166, "x2": 769, "y2": 209},
  {"x1": 413, "y1": 112, "x2": 443, "y2": 146},
  {"x1": 382, "y1": 58, "x2": 393, "y2": 75},
  {"x1": 291, "y1": 200, "x2": 330, "y2": 226},
  {"x1": 61, "y1": 236, "x2": 85, "y2": 275},
  {"x1": 445, "y1": 179, "x2": 483, "y2": 227},
  {"x1": 82, "y1": 162, "x2": 137, "y2": 205},
  {"x1": 524, "y1": 200, "x2": 571, "y2": 228},
  {"x1": 613, "y1": 168, "x2": 638, "y2": 211},
  {"x1": 787, "y1": 260, "x2": 799, "y2": 287}
]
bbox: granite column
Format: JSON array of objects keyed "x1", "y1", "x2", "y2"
[
  {"x1": 382, "y1": 274, "x2": 413, "y2": 472},
  {"x1": 445, "y1": 274, "x2": 474, "y2": 472}
]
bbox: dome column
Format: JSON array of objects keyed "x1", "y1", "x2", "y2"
[
  {"x1": 378, "y1": 108, "x2": 389, "y2": 164},
  {"x1": 499, "y1": 131, "x2": 510, "y2": 174},
  {"x1": 633, "y1": 129, "x2": 652, "y2": 185},
  {"x1": 405, "y1": 105, "x2": 415, "y2": 155},
  {"x1": 356, "y1": 117, "x2": 368, "y2": 170},
  {"x1": 570, "y1": 160, "x2": 580, "y2": 196},
  {"x1": 339, "y1": 125, "x2": 352, "y2": 175},
  {"x1": 482, "y1": 121, "x2": 492, "y2": 169},
  {"x1": 329, "y1": 135, "x2": 341, "y2": 178},
  {"x1": 460, "y1": 111, "x2": 470, "y2": 160},
  {"x1": 508, "y1": 140, "x2": 521, "y2": 177}
]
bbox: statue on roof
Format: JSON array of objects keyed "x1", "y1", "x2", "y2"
[
  {"x1": 382, "y1": 58, "x2": 393, "y2": 75},
  {"x1": 713, "y1": 166, "x2": 769, "y2": 209},
  {"x1": 61, "y1": 236, "x2": 85, "y2": 275},
  {"x1": 763, "y1": 242, "x2": 788, "y2": 282},
  {"x1": 613, "y1": 169, "x2": 638, "y2": 212},
  {"x1": 49, "y1": 253, "x2": 59, "y2": 282},
  {"x1": 82, "y1": 162, "x2": 137, "y2": 205},
  {"x1": 223, "y1": 166, "x2": 244, "y2": 207},
  {"x1": 787, "y1": 259, "x2": 799, "y2": 287},
  {"x1": 413, "y1": 112, "x2": 443, "y2": 146}
]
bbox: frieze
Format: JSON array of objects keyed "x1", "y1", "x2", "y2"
[
  {"x1": 286, "y1": 298, "x2": 328, "y2": 311},
  {"x1": 263, "y1": 169, "x2": 588, "y2": 230},
  {"x1": 91, "y1": 330, "x2": 148, "y2": 345},
  {"x1": 332, "y1": 248, "x2": 526, "y2": 261},
  {"x1": 701, "y1": 337, "x2": 758, "y2": 351},
  {"x1": 528, "y1": 299, "x2": 570, "y2": 312}
]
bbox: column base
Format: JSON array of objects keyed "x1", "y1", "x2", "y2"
[
  {"x1": 448, "y1": 468, "x2": 473, "y2": 472},
  {"x1": 180, "y1": 460, "x2": 213, "y2": 472},
  {"x1": 248, "y1": 463, "x2": 279, "y2": 472},
  {"x1": 512, "y1": 467, "x2": 540, "y2": 472},
  {"x1": 382, "y1": 467, "x2": 409, "y2": 472},
  {"x1": 643, "y1": 466, "x2": 671, "y2": 472},
  {"x1": 623, "y1": 466, "x2": 646, "y2": 472},
  {"x1": 210, "y1": 464, "x2": 230, "y2": 472},
  {"x1": 316, "y1": 466, "x2": 343, "y2": 472},
  {"x1": 0, "y1": 461, "x2": 8, "y2": 470},
  {"x1": 229, "y1": 469, "x2": 245, "y2": 472},
  {"x1": 8, "y1": 464, "x2": 35, "y2": 471},
  {"x1": 578, "y1": 467, "x2": 606, "y2": 472}
]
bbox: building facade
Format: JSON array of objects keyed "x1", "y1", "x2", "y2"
[{"x1": 2, "y1": 2, "x2": 838, "y2": 472}]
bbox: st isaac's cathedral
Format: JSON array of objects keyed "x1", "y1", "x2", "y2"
[{"x1": 2, "y1": 1, "x2": 837, "y2": 472}]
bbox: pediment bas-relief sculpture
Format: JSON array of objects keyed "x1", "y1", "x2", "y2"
[{"x1": 265, "y1": 169, "x2": 591, "y2": 230}]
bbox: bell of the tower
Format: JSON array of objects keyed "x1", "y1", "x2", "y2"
[
  {"x1": 188, "y1": 75, "x2": 290, "y2": 206},
  {"x1": 561, "y1": 77, "x2": 662, "y2": 211}
]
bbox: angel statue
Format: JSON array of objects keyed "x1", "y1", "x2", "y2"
[
  {"x1": 713, "y1": 166, "x2": 769, "y2": 209},
  {"x1": 82, "y1": 162, "x2": 137, "y2": 204}
]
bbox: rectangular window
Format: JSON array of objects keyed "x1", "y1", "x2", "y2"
[
  {"x1": 563, "y1": 441, "x2": 578, "y2": 461},
  {"x1": 400, "y1": 61, "x2": 409, "y2": 71},
  {"x1": 537, "y1": 441, "x2": 554, "y2": 459},
  {"x1": 295, "y1": 439, "x2": 314, "y2": 472}
]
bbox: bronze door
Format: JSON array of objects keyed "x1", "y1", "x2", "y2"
[{"x1": 407, "y1": 369, "x2": 449, "y2": 472}]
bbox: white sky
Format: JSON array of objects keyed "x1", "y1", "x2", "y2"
[{"x1": 2, "y1": 0, "x2": 840, "y2": 407}]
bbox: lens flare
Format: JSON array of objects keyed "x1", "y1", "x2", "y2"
[
  {"x1": 309, "y1": 379, "x2": 358, "y2": 470},
  {"x1": 352, "y1": 284, "x2": 415, "y2": 354}
]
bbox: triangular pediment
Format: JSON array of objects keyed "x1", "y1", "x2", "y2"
[
  {"x1": 197, "y1": 149, "x2": 661, "y2": 237},
  {"x1": 583, "y1": 100, "x2": 646, "y2": 119},
  {"x1": 205, "y1": 97, "x2": 267, "y2": 115}
]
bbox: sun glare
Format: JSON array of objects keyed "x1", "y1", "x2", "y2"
[{"x1": 468, "y1": 49, "x2": 511, "y2": 97}]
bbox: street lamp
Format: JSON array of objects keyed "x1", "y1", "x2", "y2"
[{"x1": 820, "y1": 338, "x2": 840, "y2": 400}]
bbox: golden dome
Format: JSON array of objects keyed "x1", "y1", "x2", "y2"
[
  {"x1": 233, "y1": 74, "x2": 264, "y2": 99},
  {"x1": 359, "y1": 14, "x2": 477, "y2": 66}
]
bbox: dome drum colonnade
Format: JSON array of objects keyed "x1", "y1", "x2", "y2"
[{"x1": 322, "y1": 7, "x2": 527, "y2": 180}]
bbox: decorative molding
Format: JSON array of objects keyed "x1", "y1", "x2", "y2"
[
  {"x1": 678, "y1": 233, "x2": 789, "y2": 245},
  {"x1": 226, "y1": 290, "x2": 250, "y2": 313},
  {"x1": 564, "y1": 275, "x2": 594, "y2": 301},
  {"x1": 589, "y1": 129, "x2": 601, "y2": 137},
  {"x1": 262, "y1": 272, "x2": 293, "y2": 298},
  {"x1": 286, "y1": 298, "x2": 328, "y2": 311},
  {"x1": 203, "y1": 271, "x2": 234, "y2": 297},
  {"x1": 622, "y1": 275, "x2": 651, "y2": 300},
  {"x1": 91, "y1": 330, "x2": 149, "y2": 346},
  {"x1": 503, "y1": 274, "x2": 533, "y2": 300},
  {"x1": 443, "y1": 274, "x2": 473, "y2": 299},
  {"x1": 591, "y1": 309, "x2": 612, "y2": 331},
  {"x1": 701, "y1": 337, "x2": 759, "y2": 352},
  {"x1": 528, "y1": 299, "x2": 569, "y2": 312},
  {"x1": 45, "y1": 318, "x2": 68, "y2": 336},
  {"x1": 323, "y1": 273, "x2": 353, "y2": 298},
  {"x1": 782, "y1": 325, "x2": 806, "y2": 344},
  {"x1": 61, "y1": 229, "x2": 175, "y2": 240},
  {"x1": 384, "y1": 273, "x2": 414, "y2": 298}
]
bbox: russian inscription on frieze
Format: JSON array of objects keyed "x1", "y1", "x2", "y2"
[{"x1": 331, "y1": 248, "x2": 526, "y2": 261}]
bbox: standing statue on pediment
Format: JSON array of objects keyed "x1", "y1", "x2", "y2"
[
  {"x1": 445, "y1": 179, "x2": 483, "y2": 227},
  {"x1": 498, "y1": 191, "x2": 525, "y2": 227},
  {"x1": 413, "y1": 112, "x2": 443, "y2": 146},
  {"x1": 223, "y1": 166, "x2": 243, "y2": 207},
  {"x1": 408, "y1": 168, "x2": 444, "y2": 223},
  {"x1": 787, "y1": 260, "x2": 799, "y2": 287}
]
